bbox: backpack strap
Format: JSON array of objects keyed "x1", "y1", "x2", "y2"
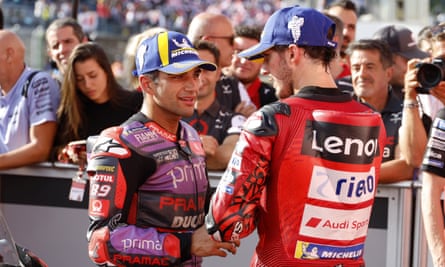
[{"x1": 21, "y1": 71, "x2": 40, "y2": 98}]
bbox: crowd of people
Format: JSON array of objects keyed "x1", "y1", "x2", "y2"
[
  {"x1": 3, "y1": 0, "x2": 280, "y2": 35},
  {"x1": 3, "y1": 0, "x2": 445, "y2": 266}
]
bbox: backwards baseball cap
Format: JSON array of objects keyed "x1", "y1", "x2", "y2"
[
  {"x1": 238, "y1": 5, "x2": 337, "y2": 59},
  {"x1": 372, "y1": 25, "x2": 429, "y2": 60},
  {"x1": 134, "y1": 31, "x2": 216, "y2": 76}
]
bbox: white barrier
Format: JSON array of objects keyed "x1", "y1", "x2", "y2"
[
  {"x1": 412, "y1": 181, "x2": 435, "y2": 267},
  {"x1": 363, "y1": 181, "x2": 413, "y2": 267}
]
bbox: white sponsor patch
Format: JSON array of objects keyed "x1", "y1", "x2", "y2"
[
  {"x1": 228, "y1": 154, "x2": 242, "y2": 171},
  {"x1": 308, "y1": 165, "x2": 376, "y2": 204},
  {"x1": 300, "y1": 204, "x2": 371, "y2": 241}
]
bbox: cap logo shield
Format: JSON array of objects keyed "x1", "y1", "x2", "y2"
[
  {"x1": 172, "y1": 38, "x2": 190, "y2": 48},
  {"x1": 288, "y1": 16, "x2": 305, "y2": 43},
  {"x1": 171, "y1": 38, "x2": 198, "y2": 59}
]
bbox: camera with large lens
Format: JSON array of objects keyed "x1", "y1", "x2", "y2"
[{"x1": 416, "y1": 58, "x2": 445, "y2": 94}]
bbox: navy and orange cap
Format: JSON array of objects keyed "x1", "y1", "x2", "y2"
[{"x1": 134, "y1": 31, "x2": 217, "y2": 76}]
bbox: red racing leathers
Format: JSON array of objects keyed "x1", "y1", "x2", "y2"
[
  {"x1": 206, "y1": 87, "x2": 387, "y2": 267},
  {"x1": 87, "y1": 112, "x2": 210, "y2": 267}
]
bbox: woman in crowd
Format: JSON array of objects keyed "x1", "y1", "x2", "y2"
[{"x1": 52, "y1": 42, "x2": 143, "y2": 162}]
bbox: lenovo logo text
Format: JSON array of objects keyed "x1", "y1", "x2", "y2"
[{"x1": 302, "y1": 121, "x2": 380, "y2": 164}]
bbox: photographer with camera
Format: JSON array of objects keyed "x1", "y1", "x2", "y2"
[
  {"x1": 400, "y1": 58, "x2": 445, "y2": 167},
  {"x1": 405, "y1": 59, "x2": 445, "y2": 266},
  {"x1": 399, "y1": 31, "x2": 445, "y2": 266}
]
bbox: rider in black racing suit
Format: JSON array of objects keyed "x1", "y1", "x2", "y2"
[{"x1": 86, "y1": 112, "x2": 210, "y2": 267}]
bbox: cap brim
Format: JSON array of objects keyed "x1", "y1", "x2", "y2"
[
  {"x1": 238, "y1": 43, "x2": 275, "y2": 59},
  {"x1": 398, "y1": 49, "x2": 429, "y2": 60},
  {"x1": 160, "y1": 60, "x2": 217, "y2": 74}
]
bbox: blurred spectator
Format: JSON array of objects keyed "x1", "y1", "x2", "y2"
[
  {"x1": 96, "y1": 0, "x2": 111, "y2": 30},
  {"x1": 76, "y1": 5, "x2": 99, "y2": 34},
  {"x1": 34, "y1": 0, "x2": 53, "y2": 27},
  {"x1": 57, "y1": 1, "x2": 72, "y2": 19},
  {"x1": 430, "y1": 24, "x2": 445, "y2": 59},
  {"x1": 182, "y1": 41, "x2": 246, "y2": 170},
  {"x1": 326, "y1": 0, "x2": 358, "y2": 79},
  {"x1": 324, "y1": 13, "x2": 345, "y2": 79},
  {"x1": 372, "y1": 25, "x2": 429, "y2": 100},
  {"x1": 187, "y1": 12, "x2": 235, "y2": 68},
  {"x1": 347, "y1": 39, "x2": 414, "y2": 183},
  {"x1": 417, "y1": 25, "x2": 434, "y2": 54},
  {"x1": 323, "y1": 12, "x2": 354, "y2": 94},
  {"x1": 52, "y1": 42, "x2": 143, "y2": 163},
  {"x1": 229, "y1": 24, "x2": 277, "y2": 109},
  {"x1": 188, "y1": 12, "x2": 256, "y2": 117},
  {"x1": 0, "y1": 30, "x2": 60, "y2": 169},
  {"x1": 110, "y1": 60, "x2": 123, "y2": 82},
  {"x1": 45, "y1": 17, "x2": 88, "y2": 83}
]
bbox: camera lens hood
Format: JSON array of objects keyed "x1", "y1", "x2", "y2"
[{"x1": 416, "y1": 63, "x2": 443, "y2": 89}]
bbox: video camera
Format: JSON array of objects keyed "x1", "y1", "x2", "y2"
[{"x1": 416, "y1": 57, "x2": 445, "y2": 94}]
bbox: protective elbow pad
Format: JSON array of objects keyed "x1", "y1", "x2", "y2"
[{"x1": 244, "y1": 102, "x2": 290, "y2": 136}]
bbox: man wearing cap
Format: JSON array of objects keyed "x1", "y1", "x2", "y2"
[
  {"x1": 372, "y1": 24, "x2": 430, "y2": 99},
  {"x1": 86, "y1": 31, "x2": 238, "y2": 267},
  {"x1": 206, "y1": 5, "x2": 386, "y2": 267}
]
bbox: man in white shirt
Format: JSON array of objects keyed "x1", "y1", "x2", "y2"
[{"x1": 0, "y1": 30, "x2": 60, "y2": 169}]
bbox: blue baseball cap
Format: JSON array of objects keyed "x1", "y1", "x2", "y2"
[
  {"x1": 239, "y1": 5, "x2": 337, "y2": 59},
  {"x1": 134, "y1": 31, "x2": 216, "y2": 76}
]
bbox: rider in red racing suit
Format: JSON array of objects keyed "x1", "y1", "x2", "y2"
[
  {"x1": 87, "y1": 112, "x2": 210, "y2": 267},
  {"x1": 206, "y1": 86, "x2": 387, "y2": 266}
]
